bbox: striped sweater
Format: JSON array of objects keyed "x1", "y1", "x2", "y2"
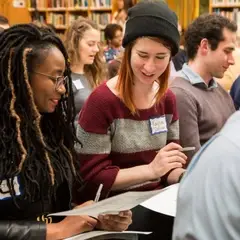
[{"x1": 76, "y1": 82, "x2": 179, "y2": 202}]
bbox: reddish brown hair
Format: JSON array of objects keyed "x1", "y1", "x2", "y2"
[{"x1": 116, "y1": 37, "x2": 171, "y2": 115}]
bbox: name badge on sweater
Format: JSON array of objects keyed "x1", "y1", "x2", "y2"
[
  {"x1": 73, "y1": 79, "x2": 84, "y2": 90},
  {"x1": 0, "y1": 176, "x2": 21, "y2": 200},
  {"x1": 149, "y1": 116, "x2": 168, "y2": 135}
]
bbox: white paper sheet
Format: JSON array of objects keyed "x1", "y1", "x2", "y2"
[
  {"x1": 140, "y1": 183, "x2": 179, "y2": 217},
  {"x1": 65, "y1": 231, "x2": 152, "y2": 240},
  {"x1": 50, "y1": 189, "x2": 164, "y2": 218}
]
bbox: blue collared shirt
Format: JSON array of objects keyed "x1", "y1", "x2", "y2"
[
  {"x1": 178, "y1": 63, "x2": 218, "y2": 90},
  {"x1": 173, "y1": 111, "x2": 240, "y2": 240}
]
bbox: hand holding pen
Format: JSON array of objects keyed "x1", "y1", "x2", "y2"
[{"x1": 148, "y1": 142, "x2": 190, "y2": 180}]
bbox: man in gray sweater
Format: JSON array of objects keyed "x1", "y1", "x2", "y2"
[{"x1": 170, "y1": 14, "x2": 236, "y2": 165}]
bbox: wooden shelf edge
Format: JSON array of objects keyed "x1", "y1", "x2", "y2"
[
  {"x1": 68, "y1": 7, "x2": 88, "y2": 11},
  {"x1": 28, "y1": 7, "x2": 112, "y2": 12},
  {"x1": 48, "y1": 8, "x2": 67, "y2": 11},
  {"x1": 28, "y1": 8, "x2": 47, "y2": 11},
  {"x1": 90, "y1": 7, "x2": 112, "y2": 11},
  {"x1": 212, "y1": 4, "x2": 240, "y2": 8}
]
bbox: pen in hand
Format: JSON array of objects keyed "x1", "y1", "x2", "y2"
[
  {"x1": 156, "y1": 146, "x2": 196, "y2": 153},
  {"x1": 94, "y1": 184, "x2": 120, "y2": 216},
  {"x1": 179, "y1": 147, "x2": 196, "y2": 152},
  {"x1": 94, "y1": 183, "x2": 103, "y2": 202}
]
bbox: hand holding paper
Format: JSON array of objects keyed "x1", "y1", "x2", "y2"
[
  {"x1": 50, "y1": 189, "x2": 164, "y2": 218},
  {"x1": 97, "y1": 210, "x2": 132, "y2": 231},
  {"x1": 48, "y1": 201, "x2": 98, "y2": 240}
]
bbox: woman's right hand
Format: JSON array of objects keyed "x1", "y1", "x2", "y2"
[
  {"x1": 148, "y1": 142, "x2": 187, "y2": 179},
  {"x1": 47, "y1": 201, "x2": 97, "y2": 240}
]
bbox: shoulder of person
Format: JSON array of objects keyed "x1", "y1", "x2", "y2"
[
  {"x1": 169, "y1": 76, "x2": 190, "y2": 88},
  {"x1": 81, "y1": 81, "x2": 119, "y2": 114},
  {"x1": 84, "y1": 82, "x2": 110, "y2": 103},
  {"x1": 163, "y1": 88, "x2": 176, "y2": 102},
  {"x1": 170, "y1": 78, "x2": 195, "y2": 98},
  {"x1": 221, "y1": 111, "x2": 240, "y2": 139}
]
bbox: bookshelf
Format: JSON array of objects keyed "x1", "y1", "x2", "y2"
[
  {"x1": 28, "y1": 0, "x2": 114, "y2": 37},
  {"x1": 209, "y1": 0, "x2": 240, "y2": 35}
]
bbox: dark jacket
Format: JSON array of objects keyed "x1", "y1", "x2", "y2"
[
  {"x1": 0, "y1": 221, "x2": 46, "y2": 239},
  {"x1": 230, "y1": 75, "x2": 240, "y2": 110},
  {"x1": 172, "y1": 49, "x2": 187, "y2": 71},
  {"x1": 0, "y1": 178, "x2": 71, "y2": 239}
]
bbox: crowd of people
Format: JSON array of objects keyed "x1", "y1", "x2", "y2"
[{"x1": 1, "y1": 0, "x2": 240, "y2": 239}]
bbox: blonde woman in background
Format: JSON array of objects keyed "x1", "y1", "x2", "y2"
[
  {"x1": 64, "y1": 17, "x2": 107, "y2": 122},
  {"x1": 112, "y1": 0, "x2": 134, "y2": 28}
]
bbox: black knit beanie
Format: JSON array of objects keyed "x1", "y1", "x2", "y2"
[{"x1": 122, "y1": 1, "x2": 180, "y2": 56}]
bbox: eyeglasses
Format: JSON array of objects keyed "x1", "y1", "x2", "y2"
[{"x1": 32, "y1": 71, "x2": 68, "y2": 90}]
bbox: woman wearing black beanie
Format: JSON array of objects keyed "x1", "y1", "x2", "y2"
[{"x1": 76, "y1": 1, "x2": 185, "y2": 239}]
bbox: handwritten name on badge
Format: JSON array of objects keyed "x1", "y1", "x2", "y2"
[
  {"x1": 149, "y1": 116, "x2": 168, "y2": 135},
  {"x1": 0, "y1": 176, "x2": 21, "y2": 200}
]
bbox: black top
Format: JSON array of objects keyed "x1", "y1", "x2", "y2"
[{"x1": 172, "y1": 49, "x2": 187, "y2": 71}]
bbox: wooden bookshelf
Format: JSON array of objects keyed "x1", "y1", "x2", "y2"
[
  {"x1": 209, "y1": 0, "x2": 240, "y2": 35},
  {"x1": 210, "y1": 0, "x2": 240, "y2": 12},
  {"x1": 28, "y1": 0, "x2": 116, "y2": 35}
]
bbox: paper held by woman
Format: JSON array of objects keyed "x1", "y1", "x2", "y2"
[{"x1": 140, "y1": 183, "x2": 179, "y2": 217}]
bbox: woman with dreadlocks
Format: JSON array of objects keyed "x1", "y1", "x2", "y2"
[{"x1": 0, "y1": 24, "x2": 132, "y2": 239}]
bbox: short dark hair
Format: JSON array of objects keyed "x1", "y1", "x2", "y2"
[
  {"x1": 185, "y1": 13, "x2": 237, "y2": 60},
  {"x1": 104, "y1": 23, "x2": 123, "y2": 42},
  {"x1": 0, "y1": 15, "x2": 9, "y2": 25}
]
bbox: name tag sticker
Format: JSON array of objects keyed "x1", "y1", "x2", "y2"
[
  {"x1": 149, "y1": 116, "x2": 168, "y2": 135},
  {"x1": 73, "y1": 79, "x2": 84, "y2": 90},
  {"x1": 0, "y1": 176, "x2": 21, "y2": 200}
]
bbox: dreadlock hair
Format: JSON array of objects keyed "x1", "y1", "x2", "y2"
[
  {"x1": 0, "y1": 23, "x2": 82, "y2": 207},
  {"x1": 64, "y1": 16, "x2": 106, "y2": 88}
]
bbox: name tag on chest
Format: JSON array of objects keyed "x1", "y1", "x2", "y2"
[
  {"x1": 0, "y1": 176, "x2": 21, "y2": 200},
  {"x1": 149, "y1": 116, "x2": 168, "y2": 135},
  {"x1": 73, "y1": 79, "x2": 84, "y2": 90}
]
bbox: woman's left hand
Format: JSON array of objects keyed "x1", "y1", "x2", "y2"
[{"x1": 96, "y1": 210, "x2": 132, "y2": 231}]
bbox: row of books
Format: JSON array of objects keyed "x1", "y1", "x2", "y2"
[
  {"x1": 213, "y1": 8, "x2": 239, "y2": 18},
  {"x1": 45, "y1": 12, "x2": 111, "y2": 28},
  {"x1": 212, "y1": 0, "x2": 240, "y2": 5},
  {"x1": 47, "y1": 0, "x2": 67, "y2": 8},
  {"x1": 48, "y1": 12, "x2": 66, "y2": 26},
  {"x1": 92, "y1": 0, "x2": 111, "y2": 8},
  {"x1": 91, "y1": 13, "x2": 111, "y2": 26},
  {"x1": 68, "y1": 0, "x2": 88, "y2": 8},
  {"x1": 29, "y1": 0, "x2": 45, "y2": 8},
  {"x1": 213, "y1": 8, "x2": 240, "y2": 34},
  {"x1": 29, "y1": 0, "x2": 111, "y2": 8}
]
